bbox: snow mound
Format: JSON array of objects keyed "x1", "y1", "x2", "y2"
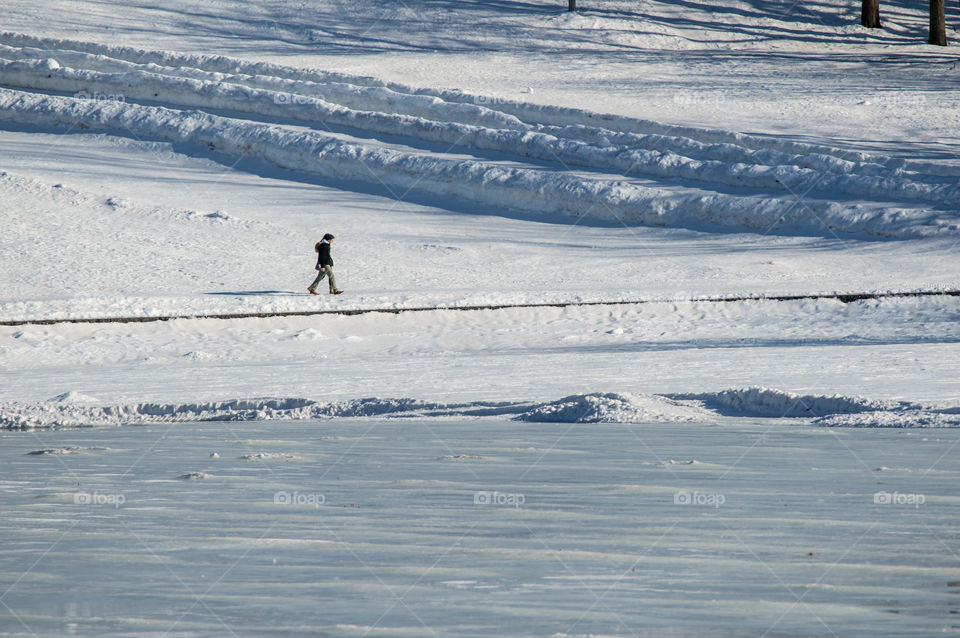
[
  {"x1": 814, "y1": 411, "x2": 960, "y2": 428},
  {"x1": 670, "y1": 387, "x2": 960, "y2": 427},
  {"x1": 178, "y1": 472, "x2": 214, "y2": 480},
  {"x1": 0, "y1": 396, "x2": 511, "y2": 429},
  {"x1": 669, "y1": 387, "x2": 894, "y2": 418},
  {"x1": 26, "y1": 446, "x2": 108, "y2": 455},
  {"x1": 1, "y1": 390, "x2": 956, "y2": 429},
  {"x1": 317, "y1": 397, "x2": 447, "y2": 418},
  {"x1": 239, "y1": 453, "x2": 298, "y2": 460},
  {"x1": 515, "y1": 393, "x2": 712, "y2": 423},
  {"x1": 49, "y1": 391, "x2": 100, "y2": 403}
]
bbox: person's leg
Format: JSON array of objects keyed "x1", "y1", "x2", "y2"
[
  {"x1": 308, "y1": 269, "x2": 326, "y2": 293},
  {"x1": 324, "y1": 266, "x2": 338, "y2": 293}
]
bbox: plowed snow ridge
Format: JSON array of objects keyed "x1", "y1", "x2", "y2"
[
  {"x1": 1, "y1": 32, "x2": 957, "y2": 238},
  {"x1": 4, "y1": 388, "x2": 960, "y2": 429}
]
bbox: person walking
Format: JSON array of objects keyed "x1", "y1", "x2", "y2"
[{"x1": 308, "y1": 233, "x2": 343, "y2": 295}]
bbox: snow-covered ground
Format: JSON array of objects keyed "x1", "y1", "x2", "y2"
[
  {"x1": 1, "y1": 0, "x2": 959, "y2": 635},
  {"x1": 3, "y1": 0, "x2": 959, "y2": 146}
]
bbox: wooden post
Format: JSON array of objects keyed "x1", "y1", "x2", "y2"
[
  {"x1": 861, "y1": 0, "x2": 881, "y2": 28},
  {"x1": 929, "y1": 0, "x2": 947, "y2": 45},
  {"x1": 569, "y1": 0, "x2": 576, "y2": 11}
]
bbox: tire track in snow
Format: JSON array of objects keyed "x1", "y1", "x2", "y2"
[{"x1": 2, "y1": 289, "x2": 957, "y2": 327}]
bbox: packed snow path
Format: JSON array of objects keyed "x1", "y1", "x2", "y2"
[
  {"x1": 1, "y1": 33, "x2": 958, "y2": 239},
  {"x1": 1, "y1": 288, "x2": 958, "y2": 327}
]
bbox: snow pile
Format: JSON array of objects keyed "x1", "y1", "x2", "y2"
[
  {"x1": 0, "y1": 395, "x2": 526, "y2": 429},
  {"x1": 177, "y1": 471, "x2": 214, "y2": 480},
  {"x1": 0, "y1": 397, "x2": 381, "y2": 429},
  {"x1": 49, "y1": 391, "x2": 100, "y2": 403},
  {"x1": 1, "y1": 35, "x2": 957, "y2": 238},
  {"x1": 669, "y1": 387, "x2": 960, "y2": 427},
  {"x1": 813, "y1": 411, "x2": 960, "y2": 428},
  {"x1": 5, "y1": 388, "x2": 955, "y2": 429},
  {"x1": 26, "y1": 446, "x2": 108, "y2": 455},
  {"x1": 669, "y1": 387, "x2": 895, "y2": 418},
  {"x1": 514, "y1": 392, "x2": 711, "y2": 423},
  {"x1": 523, "y1": 389, "x2": 960, "y2": 427}
]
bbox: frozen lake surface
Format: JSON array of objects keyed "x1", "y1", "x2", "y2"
[{"x1": 2, "y1": 419, "x2": 958, "y2": 637}]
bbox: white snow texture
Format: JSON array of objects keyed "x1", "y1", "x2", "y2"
[
  {"x1": 4, "y1": 388, "x2": 958, "y2": 429},
  {"x1": 1, "y1": 33, "x2": 957, "y2": 239}
]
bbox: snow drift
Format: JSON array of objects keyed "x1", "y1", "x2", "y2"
[
  {"x1": 514, "y1": 392, "x2": 711, "y2": 423},
  {"x1": 2, "y1": 388, "x2": 957, "y2": 429},
  {"x1": 668, "y1": 387, "x2": 895, "y2": 418},
  {"x1": 0, "y1": 34, "x2": 957, "y2": 238}
]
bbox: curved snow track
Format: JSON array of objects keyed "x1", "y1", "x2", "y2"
[{"x1": 1, "y1": 32, "x2": 958, "y2": 239}]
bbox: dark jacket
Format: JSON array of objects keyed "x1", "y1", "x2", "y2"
[{"x1": 316, "y1": 240, "x2": 333, "y2": 268}]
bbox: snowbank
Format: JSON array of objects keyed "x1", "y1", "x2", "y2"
[
  {"x1": 670, "y1": 387, "x2": 960, "y2": 427},
  {"x1": 3, "y1": 388, "x2": 957, "y2": 429},
  {"x1": 1, "y1": 35, "x2": 958, "y2": 238},
  {"x1": 514, "y1": 392, "x2": 711, "y2": 423},
  {"x1": 1, "y1": 52, "x2": 954, "y2": 204},
  {"x1": 0, "y1": 395, "x2": 537, "y2": 429},
  {"x1": 0, "y1": 397, "x2": 444, "y2": 429},
  {"x1": 0, "y1": 85, "x2": 952, "y2": 239},
  {"x1": 668, "y1": 387, "x2": 897, "y2": 418},
  {"x1": 4, "y1": 31, "x2": 957, "y2": 178},
  {"x1": 813, "y1": 411, "x2": 960, "y2": 428}
]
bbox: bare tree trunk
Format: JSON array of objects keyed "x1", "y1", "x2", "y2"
[
  {"x1": 929, "y1": 0, "x2": 947, "y2": 45},
  {"x1": 568, "y1": 0, "x2": 576, "y2": 11},
  {"x1": 861, "y1": 0, "x2": 882, "y2": 28}
]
